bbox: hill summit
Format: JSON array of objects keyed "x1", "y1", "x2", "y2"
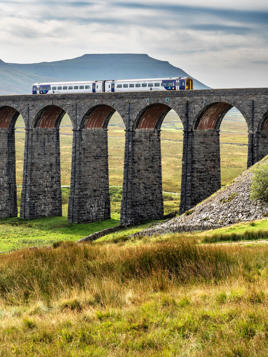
[{"x1": 0, "y1": 53, "x2": 208, "y2": 95}]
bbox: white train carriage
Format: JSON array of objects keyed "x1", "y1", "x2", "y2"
[{"x1": 32, "y1": 77, "x2": 193, "y2": 95}]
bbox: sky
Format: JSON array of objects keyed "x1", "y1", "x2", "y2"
[{"x1": 0, "y1": 0, "x2": 268, "y2": 88}]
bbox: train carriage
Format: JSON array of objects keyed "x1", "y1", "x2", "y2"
[{"x1": 32, "y1": 77, "x2": 193, "y2": 95}]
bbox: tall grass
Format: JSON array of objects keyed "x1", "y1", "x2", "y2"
[{"x1": 0, "y1": 240, "x2": 235, "y2": 305}]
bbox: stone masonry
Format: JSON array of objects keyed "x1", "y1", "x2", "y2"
[{"x1": 0, "y1": 88, "x2": 267, "y2": 225}]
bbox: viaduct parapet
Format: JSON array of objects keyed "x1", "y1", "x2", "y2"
[{"x1": 0, "y1": 88, "x2": 267, "y2": 225}]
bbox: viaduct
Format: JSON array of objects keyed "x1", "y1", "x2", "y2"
[{"x1": 0, "y1": 88, "x2": 267, "y2": 225}]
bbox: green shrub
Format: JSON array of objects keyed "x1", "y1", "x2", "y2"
[{"x1": 250, "y1": 162, "x2": 268, "y2": 203}]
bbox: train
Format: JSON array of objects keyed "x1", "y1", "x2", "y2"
[{"x1": 32, "y1": 76, "x2": 193, "y2": 95}]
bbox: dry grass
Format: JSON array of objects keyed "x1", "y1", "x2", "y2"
[{"x1": 0, "y1": 240, "x2": 267, "y2": 356}]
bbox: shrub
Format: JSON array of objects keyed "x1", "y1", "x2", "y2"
[{"x1": 250, "y1": 162, "x2": 268, "y2": 203}]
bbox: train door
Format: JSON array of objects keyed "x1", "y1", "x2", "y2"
[
  {"x1": 111, "y1": 81, "x2": 115, "y2": 93},
  {"x1": 95, "y1": 80, "x2": 103, "y2": 93},
  {"x1": 92, "y1": 82, "x2": 96, "y2": 93}
]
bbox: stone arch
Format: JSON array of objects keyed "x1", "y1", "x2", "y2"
[
  {"x1": 189, "y1": 101, "x2": 249, "y2": 209},
  {"x1": 135, "y1": 103, "x2": 171, "y2": 129},
  {"x1": 256, "y1": 111, "x2": 268, "y2": 161},
  {"x1": 260, "y1": 111, "x2": 268, "y2": 131},
  {"x1": 0, "y1": 106, "x2": 26, "y2": 218},
  {"x1": 34, "y1": 105, "x2": 67, "y2": 128},
  {"x1": 21, "y1": 105, "x2": 74, "y2": 219},
  {"x1": 81, "y1": 104, "x2": 117, "y2": 129},
  {"x1": 0, "y1": 106, "x2": 21, "y2": 129},
  {"x1": 195, "y1": 102, "x2": 233, "y2": 130},
  {"x1": 194, "y1": 101, "x2": 250, "y2": 131},
  {"x1": 121, "y1": 102, "x2": 183, "y2": 224},
  {"x1": 69, "y1": 104, "x2": 126, "y2": 223}
]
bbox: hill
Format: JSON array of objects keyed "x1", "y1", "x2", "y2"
[
  {"x1": 138, "y1": 156, "x2": 268, "y2": 236},
  {"x1": 0, "y1": 54, "x2": 208, "y2": 94}
]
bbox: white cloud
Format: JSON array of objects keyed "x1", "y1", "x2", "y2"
[{"x1": 0, "y1": 0, "x2": 267, "y2": 88}]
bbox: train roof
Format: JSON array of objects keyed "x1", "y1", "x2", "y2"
[{"x1": 33, "y1": 76, "x2": 190, "y2": 86}]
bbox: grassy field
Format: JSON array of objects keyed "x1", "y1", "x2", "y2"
[
  {"x1": 0, "y1": 238, "x2": 267, "y2": 356},
  {"x1": 0, "y1": 110, "x2": 266, "y2": 356}
]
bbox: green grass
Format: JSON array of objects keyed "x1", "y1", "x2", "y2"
[
  {"x1": 200, "y1": 219, "x2": 268, "y2": 243},
  {"x1": 0, "y1": 214, "x2": 119, "y2": 253}
]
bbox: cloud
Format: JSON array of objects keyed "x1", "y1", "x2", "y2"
[
  {"x1": 190, "y1": 24, "x2": 252, "y2": 35},
  {"x1": 0, "y1": 0, "x2": 267, "y2": 88}
]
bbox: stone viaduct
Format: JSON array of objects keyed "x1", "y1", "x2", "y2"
[{"x1": 0, "y1": 88, "x2": 267, "y2": 225}]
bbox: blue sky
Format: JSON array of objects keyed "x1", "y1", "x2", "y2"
[{"x1": 0, "y1": 0, "x2": 267, "y2": 88}]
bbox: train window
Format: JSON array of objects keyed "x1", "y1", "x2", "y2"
[
  {"x1": 129, "y1": 84, "x2": 134, "y2": 88},
  {"x1": 123, "y1": 84, "x2": 128, "y2": 88},
  {"x1": 148, "y1": 83, "x2": 153, "y2": 87},
  {"x1": 63, "y1": 86, "x2": 67, "y2": 90},
  {"x1": 154, "y1": 83, "x2": 160, "y2": 87},
  {"x1": 142, "y1": 83, "x2": 147, "y2": 87},
  {"x1": 52, "y1": 86, "x2": 56, "y2": 90},
  {"x1": 68, "y1": 86, "x2": 73, "y2": 90},
  {"x1": 57, "y1": 86, "x2": 62, "y2": 90},
  {"x1": 117, "y1": 84, "x2": 122, "y2": 88},
  {"x1": 79, "y1": 86, "x2": 84, "y2": 89},
  {"x1": 85, "y1": 85, "x2": 90, "y2": 89},
  {"x1": 135, "y1": 83, "x2": 141, "y2": 87},
  {"x1": 74, "y1": 86, "x2": 78, "y2": 89}
]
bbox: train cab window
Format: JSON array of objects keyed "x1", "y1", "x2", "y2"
[
  {"x1": 117, "y1": 84, "x2": 122, "y2": 88},
  {"x1": 58, "y1": 86, "x2": 62, "y2": 90},
  {"x1": 79, "y1": 86, "x2": 84, "y2": 89},
  {"x1": 148, "y1": 83, "x2": 153, "y2": 87},
  {"x1": 68, "y1": 86, "x2": 73, "y2": 90},
  {"x1": 154, "y1": 83, "x2": 160, "y2": 87},
  {"x1": 74, "y1": 86, "x2": 78, "y2": 89},
  {"x1": 135, "y1": 83, "x2": 141, "y2": 87},
  {"x1": 123, "y1": 84, "x2": 128, "y2": 88},
  {"x1": 52, "y1": 86, "x2": 56, "y2": 90},
  {"x1": 142, "y1": 83, "x2": 147, "y2": 87},
  {"x1": 85, "y1": 85, "x2": 90, "y2": 89},
  {"x1": 63, "y1": 86, "x2": 67, "y2": 90},
  {"x1": 129, "y1": 84, "x2": 134, "y2": 88}
]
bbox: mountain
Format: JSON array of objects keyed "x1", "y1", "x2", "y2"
[{"x1": 0, "y1": 54, "x2": 208, "y2": 95}]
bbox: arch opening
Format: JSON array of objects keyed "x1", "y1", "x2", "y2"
[
  {"x1": 107, "y1": 111, "x2": 126, "y2": 219},
  {"x1": 24, "y1": 105, "x2": 73, "y2": 219},
  {"x1": 192, "y1": 103, "x2": 248, "y2": 207},
  {"x1": 261, "y1": 114, "x2": 268, "y2": 131},
  {"x1": 257, "y1": 112, "x2": 268, "y2": 161},
  {"x1": 0, "y1": 106, "x2": 25, "y2": 218},
  {"x1": 160, "y1": 109, "x2": 183, "y2": 215},
  {"x1": 70, "y1": 104, "x2": 125, "y2": 223},
  {"x1": 127, "y1": 103, "x2": 183, "y2": 223}
]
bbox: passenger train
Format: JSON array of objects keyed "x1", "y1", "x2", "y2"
[{"x1": 32, "y1": 77, "x2": 193, "y2": 95}]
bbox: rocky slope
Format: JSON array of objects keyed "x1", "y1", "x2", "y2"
[{"x1": 138, "y1": 157, "x2": 268, "y2": 236}]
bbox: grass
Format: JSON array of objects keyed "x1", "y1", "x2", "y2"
[
  {"x1": 0, "y1": 240, "x2": 267, "y2": 356},
  {"x1": 0, "y1": 111, "x2": 266, "y2": 355},
  {"x1": 200, "y1": 219, "x2": 268, "y2": 243}
]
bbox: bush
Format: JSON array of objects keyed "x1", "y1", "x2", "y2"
[{"x1": 250, "y1": 162, "x2": 268, "y2": 204}]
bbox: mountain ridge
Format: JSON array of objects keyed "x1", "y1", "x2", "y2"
[{"x1": 0, "y1": 53, "x2": 209, "y2": 94}]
